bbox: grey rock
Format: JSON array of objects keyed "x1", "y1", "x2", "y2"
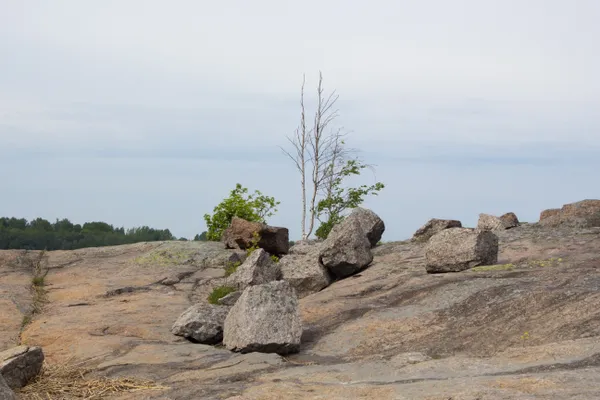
[
  {"x1": 344, "y1": 207, "x2": 385, "y2": 247},
  {"x1": 412, "y1": 218, "x2": 463, "y2": 242},
  {"x1": 217, "y1": 291, "x2": 241, "y2": 306},
  {"x1": 171, "y1": 303, "x2": 230, "y2": 344},
  {"x1": 319, "y1": 217, "x2": 373, "y2": 279},
  {"x1": 477, "y1": 214, "x2": 508, "y2": 231},
  {"x1": 223, "y1": 281, "x2": 302, "y2": 355},
  {"x1": 229, "y1": 248, "x2": 281, "y2": 291},
  {"x1": 0, "y1": 345, "x2": 44, "y2": 389},
  {"x1": 289, "y1": 240, "x2": 322, "y2": 255},
  {"x1": 0, "y1": 374, "x2": 16, "y2": 400},
  {"x1": 279, "y1": 253, "x2": 331, "y2": 298},
  {"x1": 425, "y1": 228, "x2": 499, "y2": 273},
  {"x1": 499, "y1": 212, "x2": 520, "y2": 228}
]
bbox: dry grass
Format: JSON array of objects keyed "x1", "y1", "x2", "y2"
[{"x1": 17, "y1": 359, "x2": 169, "y2": 399}]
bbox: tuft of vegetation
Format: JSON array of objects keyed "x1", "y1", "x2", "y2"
[
  {"x1": 245, "y1": 231, "x2": 262, "y2": 257},
  {"x1": 224, "y1": 261, "x2": 241, "y2": 277},
  {"x1": 270, "y1": 255, "x2": 280, "y2": 263},
  {"x1": 208, "y1": 286, "x2": 237, "y2": 305},
  {"x1": 0, "y1": 217, "x2": 175, "y2": 250},
  {"x1": 203, "y1": 184, "x2": 279, "y2": 242},
  {"x1": 15, "y1": 250, "x2": 50, "y2": 332}
]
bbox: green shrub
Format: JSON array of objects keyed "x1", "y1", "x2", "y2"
[
  {"x1": 207, "y1": 286, "x2": 237, "y2": 305},
  {"x1": 203, "y1": 184, "x2": 279, "y2": 241}
]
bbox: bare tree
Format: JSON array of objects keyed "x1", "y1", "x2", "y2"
[{"x1": 281, "y1": 72, "x2": 356, "y2": 239}]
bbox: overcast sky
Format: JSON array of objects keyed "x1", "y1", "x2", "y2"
[{"x1": 1, "y1": 0, "x2": 599, "y2": 240}]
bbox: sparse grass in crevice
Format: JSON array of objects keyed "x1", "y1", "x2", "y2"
[
  {"x1": 224, "y1": 261, "x2": 241, "y2": 277},
  {"x1": 17, "y1": 250, "x2": 50, "y2": 333},
  {"x1": 208, "y1": 285, "x2": 237, "y2": 305}
]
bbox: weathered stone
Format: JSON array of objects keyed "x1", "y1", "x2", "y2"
[
  {"x1": 319, "y1": 217, "x2": 373, "y2": 279},
  {"x1": 217, "y1": 291, "x2": 241, "y2": 306},
  {"x1": 344, "y1": 207, "x2": 385, "y2": 247},
  {"x1": 0, "y1": 374, "x2": 16, "y2": 400},
  {"x1": 222, "y1": 217, "x2": 289, "y2": 255},
  {"x1": 228, "y1": 249, "x2": 281, "y2": 291},
  {"x1": 171, "y1": 303, "x2": 230, "y2": 344},
  {"x1": 0, "y1": 345, "x2": 44, "y2": 389},
  {"x1": 540, "y1": 208, "x2": 561, "y2": 221},
  {"x1": 478, "y1": 213, "x2": 519, "y2": 231},
  {"x1": 223, "y1": 281, "x2": 302, "y2": 355},
  {"x1": 289, "y1": 240, "x2": 322, "y2": 255},
  {"x1": 412, "y1": 218, "x2": 463, "y2": 242},
  {"x1": 279, "y1": 253, "x2": 331, "y2": 298},
  {"x1": 539, "y1": 200, "x2": 600, "y2": 228},
  {"x1": 499, "y1": 212, "x2": 520, "y2": 228},
  {"x1": 425, "y1": 228, "x2": 499, "y2": 273}
]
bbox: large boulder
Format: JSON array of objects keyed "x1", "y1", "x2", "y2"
[
  {"x1": 478, "y1": 213, "x2": 520, "y2": 231},
  {"x1": 344, "y1": 207, "x2": 385, "y2": 247},
  {"x1": 228, "y1": 248, "x2": 281, "y2": 291},
  {"x1": 222, "y1": 217, "x2": 289, "y2": 255},
  {"x1": 0, "y1": 374, "x2": 16, "y2": 400},
  {"x1": 499, "y1": 212, "x2": 520, "y2": 228},
  {"x1": 539, "y1": 200, "x2": 600, "y2": 228},
  {"x1": 425, "y1": 228, "x2": 499, "y2": 273},
  {"x1": 171, "y1": 303, "x2": 230, "y2": 344},
  {"x1": 0, "y1": 345, "x2": 44, "y2": 389},
  {"x1": 223, "y1": 281, "x2": 302, "y2": 355},
  {"x1": 319, "y1": 217, "x2": 373, "y2": 279},
  {"x1": 279, "y1": 251, "x2": 331, "y2": 298},
  {"x1": 412, "y1": 218, "x2": 462, "y2": 242}
]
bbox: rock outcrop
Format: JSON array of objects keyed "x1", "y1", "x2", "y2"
[
  {"x1": 344, "y1": 207, "x2": 385, "y2": 247},
  {"x1": 412, "y1": 218, "x2": 462, "y2": 242},
  {"x1": 223, "y1": 281, "x2": 302, "y2": 355},
  {"x1": 478, "y1": 213, "x2": 520, "y2": 231},
  {"x1": 0, "y1": 345, "x2": 44, "y2": 389},
  {"x1": 279, "y1": 250, "x2": 331, "y2": 298},
  {"x1": 222, "y1": 217, "x2": 289, "y2": 255},
  {"x1": 228, "y1": 248, "x2": 281, "y2": 291},
  {"x1": 319, "y1": 217, "x2": 373, "y2": 279},
  {"x1": 499, "y1": 212, "x2": 520, "y2": 228},
  {"x1": 0, "y1": 374, "x2": 16, "y2": 400},
  {"x1": 171, "y1": 304, "x2": 230, "y2": 344},
  {"x1": 539, "y1": 199, "x2": 600, "y2": 228},
  {"x1": 425, "y1": 228, "x2": 499, "y2": 273}
]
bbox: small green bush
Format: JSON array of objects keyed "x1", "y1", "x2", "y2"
[
  {"x1": 208, "y1": 286, "x2": 237, "y2": 305},
  {"x1": 224, "y1": 261, "x2": 241, "y2": 277}
]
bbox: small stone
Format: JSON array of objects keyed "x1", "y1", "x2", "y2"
[
  {"x1": 171, "y1": 303, "x2": 230, "y2": 344},
  {"x1": 0, "y1": 345, "x2": 44, "y2": 389}
]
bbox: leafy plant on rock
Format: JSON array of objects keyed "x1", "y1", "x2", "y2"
[{"x1": 203, "y1": 184, "x2": 279, "y2": 241}]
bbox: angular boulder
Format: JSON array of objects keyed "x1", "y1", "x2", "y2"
[
  {"x1": 0, "y1": 374, "x2": 16, "y2": 400},
  {"x1": 279, "y1": 251, "x2": 331, "y2": 298},
  {"x1": 0, "y1": 345, "x2": 44, "y2": 389},
  {"x1": 221, "y1": 217, "x2": 289, "y2": 255},
  {"x1": 478, "y1": 213, "x2": 519, "y2": 231},
  {"x1": 412, "y1": 218, "x2": 462, "y2": 242},
  {"x1": 344, "y1": 207, "x2": 385, "y2": 247},
  {"x1": 499, "y1": 212, "x2": 520, "y2": 228},
  {"x1": 228, "y1": 248, "x2": 281, "y2": 291},
  {"x1": 223, "y1": 281, "x2": 302, "y2": 355},
  {"x1": 319, "y1": 217, "x2": 373, "y2": 279},
  {"x1": 171, "y1": 303, "x2": 230, "y2": 344},
  {"x1": 425, "y1": 228, "x2": 499, "y2": 273},
  {"x1": 289, "y1": 239, "x2": 322, "y2": 255},
  {"x1": 539, "y1": 200, "x2": 600, "y2": 228}
]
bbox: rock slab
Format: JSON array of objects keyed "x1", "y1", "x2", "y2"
[
  {"x1": 171, "y1": 304, "x2": 230, "y2": 344},
  {"x1": 222, "y1": 217, "x2": 289, "y2": 255},
  {"x1": 229, "y1": 248, "x2": 281, "y2": 291},
  {"x1": 412, "y1": 218, "x2": 463, "y2": 242},
  {"x1": 319, "y1": 217, "x2": 373, "y2": 279},
  {"x1": 425, "y1": 228, "x2": 499, "y2": 273},
  {"x1": 539, "y1": 199, "x2": 600, "y2": 228},
  {"x1": 0, "y1": 345, "x2": 44, "y2": 389},
  {"x1": 223, "y1": 281, "x2": 302, "y2": 355}
]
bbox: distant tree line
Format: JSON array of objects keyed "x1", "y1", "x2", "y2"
[{"x1": 0, "y1": 217, "x2": 176, "y2": 250}]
